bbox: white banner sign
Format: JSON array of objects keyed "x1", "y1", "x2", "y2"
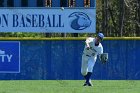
[{"x1": 0, "y1": 8, "x2": 96, "y2": 33}]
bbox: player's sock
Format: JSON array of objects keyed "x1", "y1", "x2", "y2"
[
  {"x1": 83, "y1": 74, "x2": 88, "y2": 86},
  {"x1": 85, "y1": 72, "x2": 92, "y2": 83},
  {"x1": 84, "y1": 75, "x2": 87, "y2": 79}
]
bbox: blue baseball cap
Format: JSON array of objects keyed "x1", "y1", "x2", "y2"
[{"x1": 97, "y1": 33, "x2": 104, "y2": 40}]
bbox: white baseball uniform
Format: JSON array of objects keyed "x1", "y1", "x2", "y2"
[{"x1": 81, "y1": 37, "x2": 103, "y2": 76}]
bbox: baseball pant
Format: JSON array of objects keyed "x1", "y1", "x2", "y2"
[{"x1": 81, "y1": 54, "x2": 96, "y2": 76}]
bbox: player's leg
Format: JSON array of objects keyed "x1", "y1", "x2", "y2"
[
  {"x1": 81, "y1": 54, "x2": 89, "y2": 86},
  {"x1": 81, "y1": 54, "x2": 89, "y2": 76},
  {"x1": 85, "y1": 58, "x2": 96, "y2": 86}
]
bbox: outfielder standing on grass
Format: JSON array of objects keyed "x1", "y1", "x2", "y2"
[{"x1": 81, "y1": 33, "x2": 108, "y2": 86}]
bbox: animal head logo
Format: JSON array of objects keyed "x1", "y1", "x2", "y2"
[{"x1": 68, "y1": 12, "x2": 92, "y2": 30}]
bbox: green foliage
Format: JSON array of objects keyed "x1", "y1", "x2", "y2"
[
  {"x1": 0, "y1": 32, "x2": 46, "y2": 37},
  {"x1": 96, "y1": 0, "x2": 140, "y2": 37}
]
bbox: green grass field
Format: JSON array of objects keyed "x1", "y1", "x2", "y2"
[{"x1": 0, "y1": 80, "x2": 140, "y2": 93}]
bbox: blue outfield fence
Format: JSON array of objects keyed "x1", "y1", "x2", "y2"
[{"x1": 0, "y1": 39, "x2": 140, "y2": 80}]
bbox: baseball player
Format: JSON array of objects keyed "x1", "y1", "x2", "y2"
[{"x1": 81, "y1": 33, "x2": 108, "y2": 86}]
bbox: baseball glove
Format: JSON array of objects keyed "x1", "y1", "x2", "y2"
[{"x1": 99, "y1": 53, "x2": 108, "y2": 64}]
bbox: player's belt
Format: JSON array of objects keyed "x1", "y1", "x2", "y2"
[
  {"x1": 86, "y1": 55, "x2": 91, "y2": 57},
  {"x1": 83, "y1": 53, "x2": 91, "y2": 57}
]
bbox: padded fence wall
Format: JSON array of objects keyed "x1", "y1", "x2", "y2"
[{"x1": 0, "y1": 40, "x2": 140, "y2": 80}]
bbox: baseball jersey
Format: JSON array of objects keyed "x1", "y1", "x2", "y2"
[{"x1": 83, "y1": 37, "x2": 103, "y2": 59}]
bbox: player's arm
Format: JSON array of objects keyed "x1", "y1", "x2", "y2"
[
  {"x1": 98, "y1": 47, "x2": 103, "y2": 61},
  {"x1": 98, "y1": 47, "x2": 104, "y2": 62},
  {"x1": 85, "y1": 37, "x2": 92, "y2": 50}
]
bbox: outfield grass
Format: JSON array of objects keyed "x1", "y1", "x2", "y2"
[{"x1": 0, "y1": 80, "x2": 140, "y2": 93}]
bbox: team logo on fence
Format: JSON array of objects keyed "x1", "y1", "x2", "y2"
[
  {"x1": 68, "y1": 12, "x2": 92, "y2": 30},
  {"x1": 0, "y1": 41, "x2": 20, "y2": 73},
  {"x1": 0, "y1": 50, "x2": 12, "y2": 62}
]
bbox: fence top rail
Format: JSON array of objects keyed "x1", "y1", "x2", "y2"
[{"x1": 0, "y1": 37, "x2": 140, "y2": 40}]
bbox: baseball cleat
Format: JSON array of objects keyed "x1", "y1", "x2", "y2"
[
  {"x1": 83, "y1": 81, "x2": 93, "y2": 86},
  {"x1": 87, "y1": 82, "x2": 93, "y2": 86},
  {"x1": 83, "y1": 82, "x2": 88, "y2": 86},
  {"x1": 87, "y1": 80, "x2": 93, "y2": 86}
]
